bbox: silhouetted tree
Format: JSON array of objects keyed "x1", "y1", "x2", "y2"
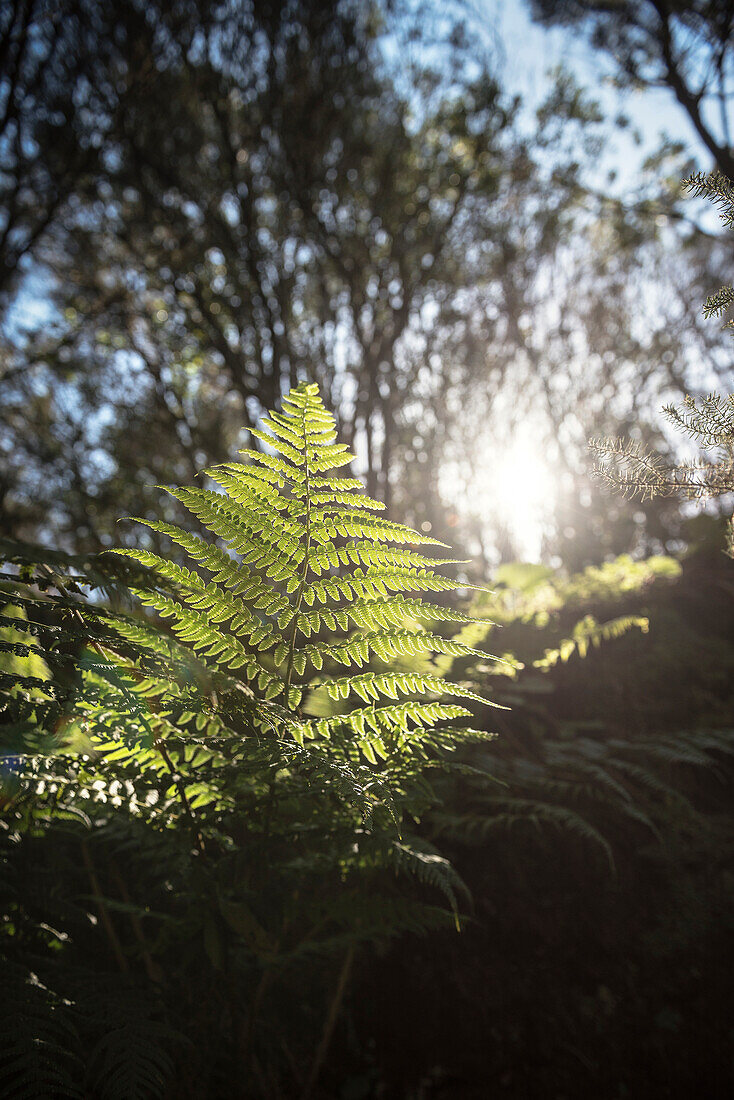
[
  {"x1": 1, "y1": 0, "x2": 731, "y2": 568},
  {"x1": 529, "y1": 0, "x2": 734, "y2": 176}
]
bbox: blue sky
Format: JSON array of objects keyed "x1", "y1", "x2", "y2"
[{"x1": 490, "y1": 0, "x2": 709, "y2": 176}]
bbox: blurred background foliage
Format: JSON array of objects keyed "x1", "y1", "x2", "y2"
[
  {"x1": 1, "y1": 0, "x2": 734, "y2": 1096},
  {"x1": 0, "y1": 0, "x2": 731, "y2": 566}
]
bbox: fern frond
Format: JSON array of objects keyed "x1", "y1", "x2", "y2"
[
  {"x1": 389, "y1": 837, "x2": 470, "y2": 918},
  {"x1": 440, "y1": 798, "x2": 615, "y2": 871},
  {"x1": 533, "y1": 615, "x2": 649, "y2": 669},
  {"x1": 111, "y1": 382, "x2": 496, "y2": 751},
  {"x1": 87, "y1": 1022, "x2": 177, "y2": 1100},
  {"x1": 0, "y1": 963, "x2": 84, "y2": 1100}
]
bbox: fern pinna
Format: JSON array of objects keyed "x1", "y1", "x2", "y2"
[{"x1": 111, "y1": 381, "x2": 496, "y2": 765}]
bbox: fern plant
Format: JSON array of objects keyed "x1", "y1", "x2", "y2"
[
  {"x1": 1, "y1": 382, "x2": 501, "y2": 1097},
  {"x1": 428, "y1": 553, "x2": 734, "y2": 872},
  {"x1": 107, "y1": 381, "x2": 496, "y2": 764},
  {"x1": 2, "y1": 383, "x2": 499, "y2": 844},
  {"x1": 1, "y1": 386, "x2": 501, "y2": 920}
]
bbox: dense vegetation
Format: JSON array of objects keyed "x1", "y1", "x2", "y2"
[
  {"x1": 2, "y1": 403, "x2": 733, "y2": 1097},
  {"x1": 1, "y1": 383, "x2": 492, "y2": 1092},
  {"x1": 352, "y1": 534, "x2": 734, "y2": 1097}
]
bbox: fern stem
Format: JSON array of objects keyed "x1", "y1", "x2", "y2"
[
  {"x1": 109, "y1": 861, "x2": 162, "y2": 983},
  {"x1": 283, "y1": 412, "x2": 311, "y2": 705},
  {"x1": 301, "y1": 941, "x2": 356, "y2": 1100},
  {"x1": 80, "y1": 840, "x2": 129, "y2": 974},
  {"x1": 240, "y1": 963, "x2": 274, "y2": 1069},
  {"x1": 267, "y1": 412, "x2": 312, "y2": 839},
  {"x1": 156, "y1": 738, "x2": 206, "y2": 856}
]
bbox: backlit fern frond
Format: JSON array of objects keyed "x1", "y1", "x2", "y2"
[
  {"x1": 0, "y1": 544, "x2": 181, "y2": 756},
  {"x1": 532, "y1": 613, "x2": 649, "y2": 670},
  {"x1": 111, "y1": 382, "x2": 496, "y2": 763}
]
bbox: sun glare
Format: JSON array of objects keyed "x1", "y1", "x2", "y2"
[{"x1": 465, "y1": 430, "x2": 559, "y2": 562}]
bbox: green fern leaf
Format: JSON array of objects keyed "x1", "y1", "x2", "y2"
[{"x1": 107, "y1": 381, "x2": 497, "y2": 758}]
